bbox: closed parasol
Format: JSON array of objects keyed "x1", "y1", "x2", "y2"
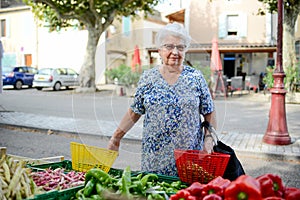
[
  {"x1": 131, "y1": 45, "x2": 141, "y2": 73},
  {"x1": 210, "y1": 38, "x2": 226, "y2": 98},
  {"x1": 210, "y1": 37, "x2": 222, "y2": 71}
]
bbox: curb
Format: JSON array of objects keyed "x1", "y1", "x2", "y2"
[
  {"x1": 235, "y1": 149, "x2": 300, "y2": 164},
  {"x1": 0, "y1": 123, "x2": 142, "y2": 143}
]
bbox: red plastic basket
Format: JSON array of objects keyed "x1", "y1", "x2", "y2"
[{"x1": 174, "y1": 149, "x2": 230, "y2": 184}]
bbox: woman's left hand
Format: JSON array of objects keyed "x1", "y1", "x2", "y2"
[{"x1": 204, "y1": 136, "x2": 214, "y2": 154}]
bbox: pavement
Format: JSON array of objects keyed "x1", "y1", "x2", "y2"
[{"x1": 0, "y1": 85, "x2": 300, "y2": 163}]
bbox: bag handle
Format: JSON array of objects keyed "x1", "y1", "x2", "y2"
[{"x1": 201, "y1": 121, "x2": 219, "y2": 145}]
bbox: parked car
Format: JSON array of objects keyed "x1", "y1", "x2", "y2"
[
  {"x1": 33, "y1": 68, "x2": 79, "y2": 91},
  {"x1": 2, "y1": 66, "x2": 38, "y2": 89}
]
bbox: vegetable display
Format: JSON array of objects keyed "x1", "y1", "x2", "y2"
[
  {"x1": 74, "y1": 166, "x2": 187, "y2": 199},
  {"x1": 170, "y1": 174, "x2": 300, "y2": 200},
  {"x1": 0, "y1": 155, "x2": 42, "y2": 200},
  {"x1": 3, "y1": 153, "x2": 299, "y2": 200}
]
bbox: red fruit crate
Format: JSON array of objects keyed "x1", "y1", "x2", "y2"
[{"x1": 174, "y1": 149, "x2": 230, "y2": 184}]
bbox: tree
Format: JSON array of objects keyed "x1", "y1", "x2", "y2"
[
  {"x1": 23, "y1": 0, "x2": 161, "y2": 92},
  {"x1": 258, "y1": 0, "x2": 300, "y2": 92}
]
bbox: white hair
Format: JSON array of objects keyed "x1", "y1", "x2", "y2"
[{"x1": 155, "y1": 22, "x2": 191, "y2": 48}]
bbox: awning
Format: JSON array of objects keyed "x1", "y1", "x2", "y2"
[
  {"x1": 165, "y1": 9, "x2": 185, "y2": 23},
  {"x1": 147, "y1": 43, "x2": 277, "y2": 54}
]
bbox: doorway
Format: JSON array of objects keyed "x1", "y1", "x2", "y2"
[
  {"x1": 24, "y1": 54, "x2": 32, "y2": 66},
  {"x1": 223, "y1": 53, "x2": 235, "y2": 78}
]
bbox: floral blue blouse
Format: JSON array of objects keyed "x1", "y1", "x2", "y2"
[{"x1": 130, "y1": 65, "x2": 214, "y2": 176}]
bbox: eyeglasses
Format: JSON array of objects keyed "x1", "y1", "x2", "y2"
[{"x1": 162, "y1": 44, "x2": 186, "y2": 52}]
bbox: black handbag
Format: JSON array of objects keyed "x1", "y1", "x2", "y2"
[{"x1": 201, "y1": 121, "x2": 245, "y2": 181}]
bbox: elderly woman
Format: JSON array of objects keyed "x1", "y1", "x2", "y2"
[{"x1": 108, "y1": 22, "x2": 216, "y2": 176}]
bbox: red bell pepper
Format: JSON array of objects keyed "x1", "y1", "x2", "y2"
[
  {"x1": 203, "y1": 194, "x2": 222, "y2": 200},
  {"x1": 263, "y1": 197, "x2": 284, "y2": 200},
  {"x1": 284, "y1": 187, "x2": 300, "y2": 200},
  {"x1": 224, "y1": 175, "x2": 263, "y2": 200},
  {"x1": 208, "y1": 176, "x2": 231, "y2": 189},
  {"x1": 256, "y1": 173, "x2": 285, "y2": 197},
  {"x1": 187, "y1": 196, "x2": 197, "y2": 200},
  {"x1": 202, "y1": 176, "x2": 231, "y2": 198},
  {"x1": 186, "y1": 182, "x2": 204, "y2": 196},
  {"x1": 202, "y1": 184, "x2": 223, "y2": 198},
  {"x1": 256, "y1": 174, "x2": 275, "y2": 198},
  {"x1": 169, "y1": 189, "x2": 192, "y2": 200}
]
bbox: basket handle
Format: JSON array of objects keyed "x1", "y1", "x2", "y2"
[{"x1": 201, "y1": 121, "x2": 219, "y2": 145}]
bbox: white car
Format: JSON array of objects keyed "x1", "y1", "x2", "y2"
[{"x1": 33, "y1": 68, "x2": 79, "y2": 91}]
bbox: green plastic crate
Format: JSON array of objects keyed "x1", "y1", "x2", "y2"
[
  {"x1": 26, "y1": 190, "x2": 58, "y2": 200},
  {"x1": 57, "y1": 185, "x2": 84, "y2": 200},
  {"x1": 27, "y1": 161, "x2": 183, "y2": 199},
  {"x1": 28, "y1": 160, "x2": 73, "y2": 172},
  {"x1": 26, "y1": 160, "x2": 82, "y2": 200},
  {"x1": 26, "y1": 185, "x2": 84, "y2": 200},
  {"x1": 29, "y1": 160, "x2": 122, "y2": 175}
]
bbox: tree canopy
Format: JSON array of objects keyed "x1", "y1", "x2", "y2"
[
  {"x1": 258, "y1": 0, "x2": 300, "y2": 14},
  {"x1": 258, "y1": 0, "x2": 300, "y2": 91},
  {"x1": 23, "y1": 0, "x2": 161, "y2": 91}
]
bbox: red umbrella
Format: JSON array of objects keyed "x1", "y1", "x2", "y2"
[
  {"x1": 210, "y1": 38, "x2": 226, "y2": 98},
  {"x1": 210, "y1": 38, "x2": 223, "y2": 71},
  {"x1": 131, "y1": 45, "x2": 141, "y2": 73}
]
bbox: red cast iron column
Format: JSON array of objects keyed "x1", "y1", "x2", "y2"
[{"x1": 263, "y1": 0, "x2": 291, "y2": 145}]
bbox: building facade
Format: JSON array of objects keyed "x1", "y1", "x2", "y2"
[
  {"x1": 0, "y1": 0, "x2": 299, "y2": 85},
  {"x1": 157, "y1": 0, "x2": 284, "y2": 79},
  {"x1": 0, "y1": 2, "x2": 166, "y2": 84}
]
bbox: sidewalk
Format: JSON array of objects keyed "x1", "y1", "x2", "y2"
[
  {"x1": 1, "y1": 110, "x2": 299, "y2": 162},
  {"x1": 0, "y1": 85, "x2": 299, "y2": 162}
]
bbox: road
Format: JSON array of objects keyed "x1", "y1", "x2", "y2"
[
  {"x1": 1, "y1": 87, "x2": 300, "y2": 188},
  {"x1": 1, "y1": 87, "x2": 299, "y2": 136}
]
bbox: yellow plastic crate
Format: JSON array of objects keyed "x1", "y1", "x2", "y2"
[{"x1": 70, "y1": 142, "x2": 118, "y2": 172}]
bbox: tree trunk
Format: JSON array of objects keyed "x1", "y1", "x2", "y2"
[
  {"x1": 76, "y1": 27, "x2": 102, "y2": 92},
  {"x1": 282, "y1": 5, "x2": 300, "y2": 92}
]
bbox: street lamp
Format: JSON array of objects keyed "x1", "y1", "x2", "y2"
[{"x1": 263, "y1": 0, "x2": 291, "y2": 145}]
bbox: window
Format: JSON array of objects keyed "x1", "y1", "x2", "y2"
[
  {"x1": 57, "y1": 68, "x2": 67, "y2": 75},
  {"x1": 27, "y1": 67, "x2": 37, "y2": 74},
  {"x1": 68, "y1": 69, "x2": 77, "y2": 75},
  {"x1": 296, "y1": 40, "x2": 300, "y2": 61},
  {"x1": 227, "y1": 15, "x2": 238, "y2": 36},
  {"x1": 17, "y1": 67, "x2": 25, "y2": 73},
  {"x1": 152, "y1": 31, "x2": 157, "y2": 45},
  {"x1": 218, "y1": 13, "x2": 247, "y2": 38},
  {"x1": 1, "y1": 19, "x2": 6, "y2": 37}
]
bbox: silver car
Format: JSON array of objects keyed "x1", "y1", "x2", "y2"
[{"x1": 33, "y1": 68, "x2": 79, "y2": 91}]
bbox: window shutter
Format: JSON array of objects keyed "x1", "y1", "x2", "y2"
[
  {"x1": 5, "y1": 17, "x2": 10, "y2": 38},
  {"x1": 122, "y1": 16, "x2": 131, "y2": 37},
  {"x1": 238, "y1": 13, "x2": 247, "y2": 38},
  {"x1": 218, "y1": 14, "x2": 227, "y2": 38}
]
